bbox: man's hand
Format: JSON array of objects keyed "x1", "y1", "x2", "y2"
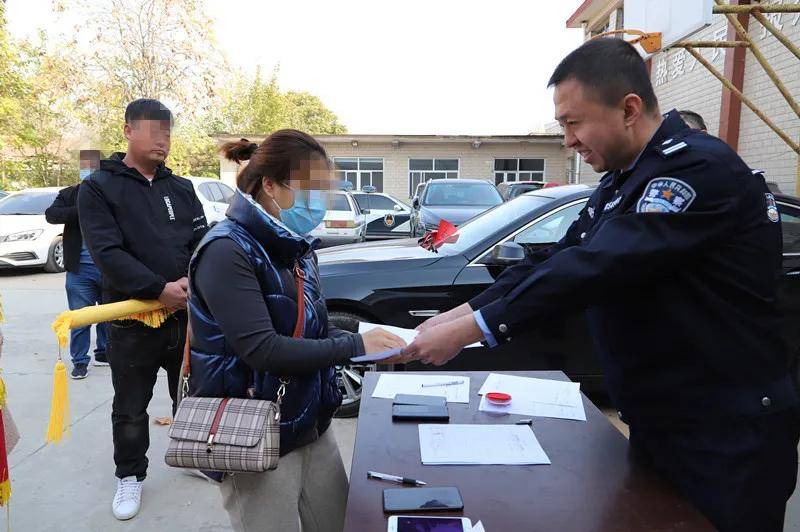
[
  {"x1": 403, "y1": 313, "x2": 484, "y2": 366},
  {"x1": 416, "y1": 303, "x2": 473, "y2": 333},
  {"x1": 176, "y1": 276, "x2": 189, "y2": 292},
  {"x1": 362, "y1": 327, "x2": 407, "y2": 355},
  {"x1": 158, "y1": 281, "x2": 188, "y2": 310}
]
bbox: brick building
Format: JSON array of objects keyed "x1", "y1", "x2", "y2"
[
  {"x1": 215, "y1": 134, "x2": 574, "y2": 201},
  {"x1": 567, "y1": 0, "x2": 800, "y2": 193}
]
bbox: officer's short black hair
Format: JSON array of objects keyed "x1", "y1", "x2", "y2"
[
  {"x1": 124, "y1": 98, "x2": 173, "y2": 126},
  {"x1": 678, "y1": 110, "x2": 707, "y2": 131},
  {"x1": 548, "y1": 38, "x2": 659, "y2": 113}
]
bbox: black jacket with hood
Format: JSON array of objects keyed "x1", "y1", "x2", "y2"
[{"x1": 77, "y1": 153, "x2": 208, "y2": 303}]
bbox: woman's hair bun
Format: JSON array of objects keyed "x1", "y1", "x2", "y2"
[{"x1": 220, "y1": 138, "x2": 259, "y2": 164}]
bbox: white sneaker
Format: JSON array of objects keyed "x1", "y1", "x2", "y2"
[{"x1": 112, "y1": 476, "x2": 143, "y2": 520}]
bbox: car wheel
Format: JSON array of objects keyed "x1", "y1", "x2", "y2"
[
  {"x1": 44, "y1": 236, "x2": 65, "y2": 273},
  {"x1": 329, "y1": 311, "x2": 393, "y2": 418}
]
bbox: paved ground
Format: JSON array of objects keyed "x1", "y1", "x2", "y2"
[{"x1": 0, "y1": 269, "x2": 798, "y2": 530}]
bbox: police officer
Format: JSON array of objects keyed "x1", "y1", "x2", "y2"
[{"x1": 399, "y1": 38, "x2": 800, "y2": 531}]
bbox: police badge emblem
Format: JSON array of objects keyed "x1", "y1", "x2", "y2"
[
  {"x1": 637, "y1": 178, "x2": 696, "y2": 214},
  {"x1": 765, "y1": 193, "x2": 779, "y2": 223},
  {"x1": 383, "y1": 213, "x2": 395, "y2": 227}
]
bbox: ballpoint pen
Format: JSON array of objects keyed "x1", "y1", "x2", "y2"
[
  {"x1": 367, "y1": 471, "x2": 427, "y2": 486},
  {"x1": 420, "y1": 380, "x2": 464, "y2": 388}
]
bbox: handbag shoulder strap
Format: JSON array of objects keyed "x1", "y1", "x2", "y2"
[{"x1": 182, "y1": 261, "x2": 307, "y2": 383}]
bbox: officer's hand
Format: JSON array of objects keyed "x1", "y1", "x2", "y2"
[
  {"x1": 159, "y1": 281, "x2": 188, "y2": 310},
  {"x1": 362, "y1": 328, "x2": 407, "y2": 355},
  {"x1": 176, "y1": 276, "x2": 189, "y2": 292},
  {"x1": 416, "y1": 303, "x2": 473, "y2": 333},
  {"x1": 404, "y1": 314, "x2": 483, "y2": 366}
]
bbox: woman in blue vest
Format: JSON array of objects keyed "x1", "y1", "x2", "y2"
[{"x1": 188, "y1": 130, "x2": 405, "y2": 532}]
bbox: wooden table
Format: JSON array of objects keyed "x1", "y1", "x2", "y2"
[{"x1": 343, "y1": 371, "x2": 712, "y2": 532}]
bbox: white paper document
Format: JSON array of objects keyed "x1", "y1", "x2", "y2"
[
  {"x1": 471, "y1": 521, "x2": 486, "y2": 532},
  {"x1": 477, "y1": 373, "x2": 586, "y2": 421},
  {"x1": 418, "y1": 424, "x2": 551, "y2": 465},
  {"x1": 352, "y1": 322, "x2": 482, "y2": 363},
  {"x1": 371, "y1": 374, "x2": 471, "y2": 403}
]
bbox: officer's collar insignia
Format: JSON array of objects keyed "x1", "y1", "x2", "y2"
[
  {"x1": 587, "y1": 206, "x2": 595, "y2": 219},
  {"x1": 765, "y1": 193, "x2": 780, "y2": 223},
  {"x1": 662, "y1": 138, "x2": 673, "y2": 145},
  {"x1": 603, "y1": 195, "x2": 623, "y2": 212},
  {"x1": 637, "y1": 178, "x2": 696, "y2": 214}
]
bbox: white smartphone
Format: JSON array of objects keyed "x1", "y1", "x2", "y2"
[{"x1": 387, "y1": 515, "x2": 472, "y2": 532}]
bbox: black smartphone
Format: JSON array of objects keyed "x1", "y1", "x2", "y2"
[
  {"x1": 391, "y1": 404, "x2": 449, "y2": 422},
  {"x1": 383, "y1": 487, "x2": 464, "y2": 513},
  {"x1": 393, "y1": 394, "x2": 447, "y2": 407}
]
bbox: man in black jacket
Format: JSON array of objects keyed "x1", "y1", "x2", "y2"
[
  {"x1": 78, "y1": 99, "x2": 207, "y2": 521},
  {"x1": 45, "y1": 150, "x2": 108, "y2": 378}
]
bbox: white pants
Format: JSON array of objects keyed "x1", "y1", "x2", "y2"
[{"x1": 220, "y1": 429, "x2": 349, "y2": 532}]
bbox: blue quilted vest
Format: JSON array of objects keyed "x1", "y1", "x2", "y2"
[{"x1": 187, "y1": 191, "x2": 342, "y2": 454}]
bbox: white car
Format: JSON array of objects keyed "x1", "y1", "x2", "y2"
[
  {"x1": 351, "y1": 191, "x2": 412, "y2": 239},
  {"x1": 186, "y1": 176, "x2": 236, "y2": 226},
  {"x1": 0, "y1": 188, "x2": 65, "y2": 272},
  {"x1": 310, "y1": 190, "x2": 367, "y2": 247}
]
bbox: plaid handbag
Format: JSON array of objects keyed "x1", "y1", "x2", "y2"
[{"x1": 165, "y1": 262, "x2": 307, "y2": 473}]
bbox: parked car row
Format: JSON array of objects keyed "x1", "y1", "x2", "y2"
[
  {"x1": 0, "y1": 178, "x2": 237, "y2": 273},
  {"x1": 321, "y1": 184, "x2": 800, "y2": 416}
]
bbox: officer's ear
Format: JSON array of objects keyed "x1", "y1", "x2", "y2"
[{"x1": 621, "y1": 93, "x2": 645, "y2": 128}]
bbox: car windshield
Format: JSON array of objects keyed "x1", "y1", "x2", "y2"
[
  {"x1": 330, "y1": 194, "x2": 352, "y2": 212},
  {"x1": 0, "y1": 191, "x2": 57, "y2": 215},
  {"x1": 509, "y1": 184, "x2": 543, "y2": 198},
  {"x1": 422, "y1": 194, "x2": 554, "y2": 255},
  {"x1": 422, "y1": 182, "x2": 503, "y2": 207}
]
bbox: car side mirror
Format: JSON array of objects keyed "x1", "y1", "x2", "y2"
[
  {"x1": 393, "y1": 205, "x2": 402, "y2": 212},
  {"x1": 361, "y1": 208, "x2": 371, "y2": 215},
  {"x1": 485, "y1": 241, "x2": 525, "y2": 266},
  {"x1": 412, "y1": 198, "x2": 420, "y2": 209}
]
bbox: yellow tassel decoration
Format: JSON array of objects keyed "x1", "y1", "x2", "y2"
[
  {"x1": 47, "y1": 299, "x2": 170, "y2": 445},
  {"x1": 51, "y1": 299, "x2": 170, "y2": 348},
  {"x1": 45, "y1": 357, "x2": 70, "y2": 444},
  {"x1": 0, "y1": 373, "x2": 6, "y2": 410}
]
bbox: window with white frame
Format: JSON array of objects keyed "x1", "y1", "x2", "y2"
[
  {"x1": 408, "y1": 158, "x2": 459, "y2": 197},
  {"x1": 494, "y1": 158, "x2": 545, "y2": 185},
  {"x1": 333, "y1": 157, "x2": 384, "y2": 192}
]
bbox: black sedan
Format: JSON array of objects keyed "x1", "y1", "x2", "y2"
[
  {"x1": 322, "y1": 185, "x2": 800, "y2": 416},
  {"x1": 410, "y1": 179, "x2": 503, "y2": 237}
]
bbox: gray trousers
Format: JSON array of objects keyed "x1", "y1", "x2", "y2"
[{"x1": 220, "y1": 429, "x2": 349, "y2": 532}]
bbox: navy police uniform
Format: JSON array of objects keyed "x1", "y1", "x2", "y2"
[{"x1": 470, "y1": 110, "x2": 800, "y2": 531}]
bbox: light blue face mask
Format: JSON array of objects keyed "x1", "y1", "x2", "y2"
[
  {"x1": 274, "y1": 189, "x2": 328, "y2": 236},
  {"x1": 79, "y1": 168, "x2": 92, "y2": 181}
]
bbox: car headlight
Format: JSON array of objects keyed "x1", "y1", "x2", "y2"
[{"x1": 0, "y1": 229, "x2": 43, "y2": 243}]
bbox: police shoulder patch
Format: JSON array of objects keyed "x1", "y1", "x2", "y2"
[
  {"x1": 765, "y1": 193, "x2": 780, "y2": 223},
  {"x1": 636, "y1": 178, "x2": 697, "y2": 214}
]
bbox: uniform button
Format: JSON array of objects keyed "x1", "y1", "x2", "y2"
[
  {"x1": 498, "y1": 324, "x2": 508, "y2": 334},
  {"x1": 762, "y1": 396, "x2": 772, "y2": 407},
  {"x1": 580, "y1": 232, "x2": 586, "y2": 239}
]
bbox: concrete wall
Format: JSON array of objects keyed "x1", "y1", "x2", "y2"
[{"x1": 221, "y1": 140, "x2": 571, "y2": 201}]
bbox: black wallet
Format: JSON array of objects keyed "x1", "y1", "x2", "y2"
[
  {"x1": 393, "y1": 394, "x2": 447, "y2": 407},
  {"x1": 392, "y1": 404, "x2": 449, "y2": 421}
]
